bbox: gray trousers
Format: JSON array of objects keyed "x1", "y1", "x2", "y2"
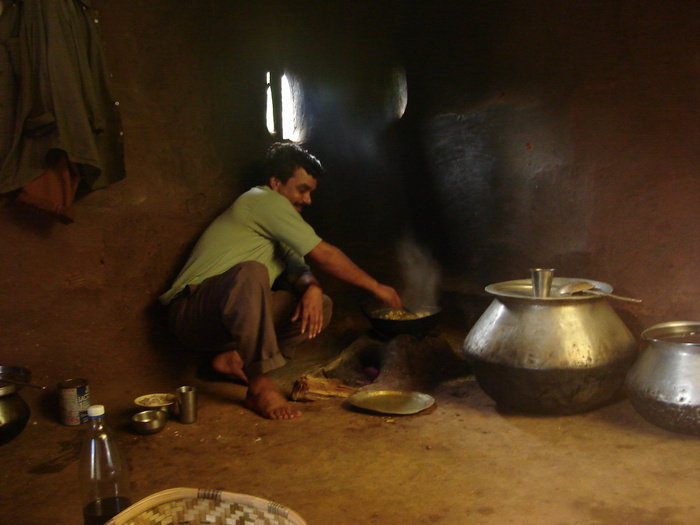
[{"x1": 168, "y1": 261, "x2": 332, "y2": 377}]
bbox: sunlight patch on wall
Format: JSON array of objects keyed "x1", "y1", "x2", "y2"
[
  {"x1": 267, "y1": 71, "x2": 303, "y2": 142},
  {"x1": 391, "y1": 66, "x2": 408, "y2": 119}
]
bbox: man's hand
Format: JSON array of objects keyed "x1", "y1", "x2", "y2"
[
  {"x1": 373, "y1": 283, "x2": 403, "y2": 310},
  {"x1": 291, "y1": 283, "x2": 324, "y2": 338}
]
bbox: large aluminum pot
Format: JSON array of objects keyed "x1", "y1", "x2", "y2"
[
  {"x1": 625, "y1": 321, "x2": 700, "y2": 435},
  {"x1": 463, "y1": 277, "x2": 637, "y2": 414}
]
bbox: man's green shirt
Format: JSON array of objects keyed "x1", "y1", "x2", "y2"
[{"x1": 160, "y1": 186, "x2": 322, "y2": 305}]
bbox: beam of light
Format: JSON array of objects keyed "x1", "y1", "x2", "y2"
[
  {"x1": 393, "y1": 66, "x2": 408, "y2": 119},
  {"x1": 281, "y1": 74, "x2": 301, "y2": 142},
  {"x1": 266, "y1": 71, "x2": 275, "y2": 136},
  {"x1": 266, "y1": 71, "x2": 302, "y2": 142}
]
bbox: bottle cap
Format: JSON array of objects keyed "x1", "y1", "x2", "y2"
[{"x1": 87, "y1": 405, "x2": 105, "y2": 418}]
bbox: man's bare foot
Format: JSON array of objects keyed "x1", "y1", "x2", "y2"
[
  {"x1": 212, "y1": 350, "x2": 249, "y2": 385},
  {"x1": 246, "y1": 375, "x2": 301, "y2": 420}
]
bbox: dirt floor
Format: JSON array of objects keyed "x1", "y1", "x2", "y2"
[{"x1": 1, "y1": 297, "x2": 699, "y2": 525}]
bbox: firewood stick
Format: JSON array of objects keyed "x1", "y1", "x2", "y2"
[{"x1": 292, "y1": 376, "x2": 357, "y2": 400}]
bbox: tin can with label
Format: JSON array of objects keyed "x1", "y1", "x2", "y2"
[{"x1": 58, "y1": 378, "x2": 91, "y2": 425}]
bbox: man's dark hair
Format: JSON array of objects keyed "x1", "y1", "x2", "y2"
[{"x1": 265, "y1": 142, "x2": 324, "y2": 184}]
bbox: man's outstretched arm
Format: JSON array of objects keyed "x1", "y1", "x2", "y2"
[{"x1": 306, "y1": 241, "x2": 403, "y2": 309}]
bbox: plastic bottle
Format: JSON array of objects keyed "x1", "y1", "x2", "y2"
[{"x1": 79, "y1": 405, "x2": 132, "y2": 525}]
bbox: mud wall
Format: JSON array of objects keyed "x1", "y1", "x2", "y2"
[{"x1": 0, "y1": 0, "x2": 698, "y2": 377}]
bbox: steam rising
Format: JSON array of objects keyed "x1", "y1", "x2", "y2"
[{"x1": 397, "y1": 235, "x2": 441, "y2": 308}]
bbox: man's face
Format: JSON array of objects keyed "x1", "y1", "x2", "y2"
[{"x1": 270, "y1": 166, "x2": 317, "y2": 213}]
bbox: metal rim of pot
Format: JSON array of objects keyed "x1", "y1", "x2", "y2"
[{"x1": 641, "y1": 321, "x2": 700, "y2": 345}]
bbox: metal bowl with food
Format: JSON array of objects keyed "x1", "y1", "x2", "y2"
[
  {"x1": 134, "y1": 393, "x2": 177, "y2": 415},
  {"x1": 362, "y1": 304, "x2": 441, "y2": 339}
]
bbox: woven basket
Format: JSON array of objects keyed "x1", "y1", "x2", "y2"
[{"x1": 105, "y1": 487, "x2": 308, "y2": 525}]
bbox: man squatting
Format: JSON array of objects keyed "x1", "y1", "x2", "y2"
[{"x1": 160, "y1": 142, "x2": 403, "y2": 420}]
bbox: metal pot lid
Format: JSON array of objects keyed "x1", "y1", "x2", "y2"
[{"x1": 486, "y1": 277, "x2": 613, "y2": 300}]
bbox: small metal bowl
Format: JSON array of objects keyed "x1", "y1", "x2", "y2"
[{"x1": 131, "y1": 409, "x2": 168, "y2": 435}]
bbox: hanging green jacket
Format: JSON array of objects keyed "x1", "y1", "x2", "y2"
[{"x1": 0, "y1": 0, "x2": 125, "y2": 193}]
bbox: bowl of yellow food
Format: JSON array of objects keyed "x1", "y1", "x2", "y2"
[{"x1": 361, "y1": 304, "x2": 441, "y2": 339}]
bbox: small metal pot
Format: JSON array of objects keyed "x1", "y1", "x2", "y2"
[
  {"x1": 0, "y1": 366, "x2": 33, "y2": 445},
  {"x1": 625, "y1": 321, "x2": 700, "y2": 435},
  {"x1": 0, "y1": 383, "x2": 30, "y2": 445},
  {"x1": 463, "y1": 277, "x2": 637, "y2": 414}
]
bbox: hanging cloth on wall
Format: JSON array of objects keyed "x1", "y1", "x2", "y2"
[
  {"x1": 0, "y1": 0, "x2": 125, "y2": 202},
  {"x1": 14, "y1": 149, "x2": 81, "y2": 222}
]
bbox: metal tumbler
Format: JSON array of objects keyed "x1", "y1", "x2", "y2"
[
  {"x1": 530, "y1": 268, "x2": 555, "y2": 297},
  {"x1": 176, "y1": 385, "x2": 197, "y2": 424}
]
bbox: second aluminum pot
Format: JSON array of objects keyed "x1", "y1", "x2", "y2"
[
  {"x1": 463, "y1": 277, "x2": 638, "y2": 414},
  {"x1": 625, "y1": 321, "x2": 700, "y2": 435}
]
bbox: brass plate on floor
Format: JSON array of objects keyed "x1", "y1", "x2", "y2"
[{"x1": 347, "y1": 390, "x2": 435, "y2": 415}]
